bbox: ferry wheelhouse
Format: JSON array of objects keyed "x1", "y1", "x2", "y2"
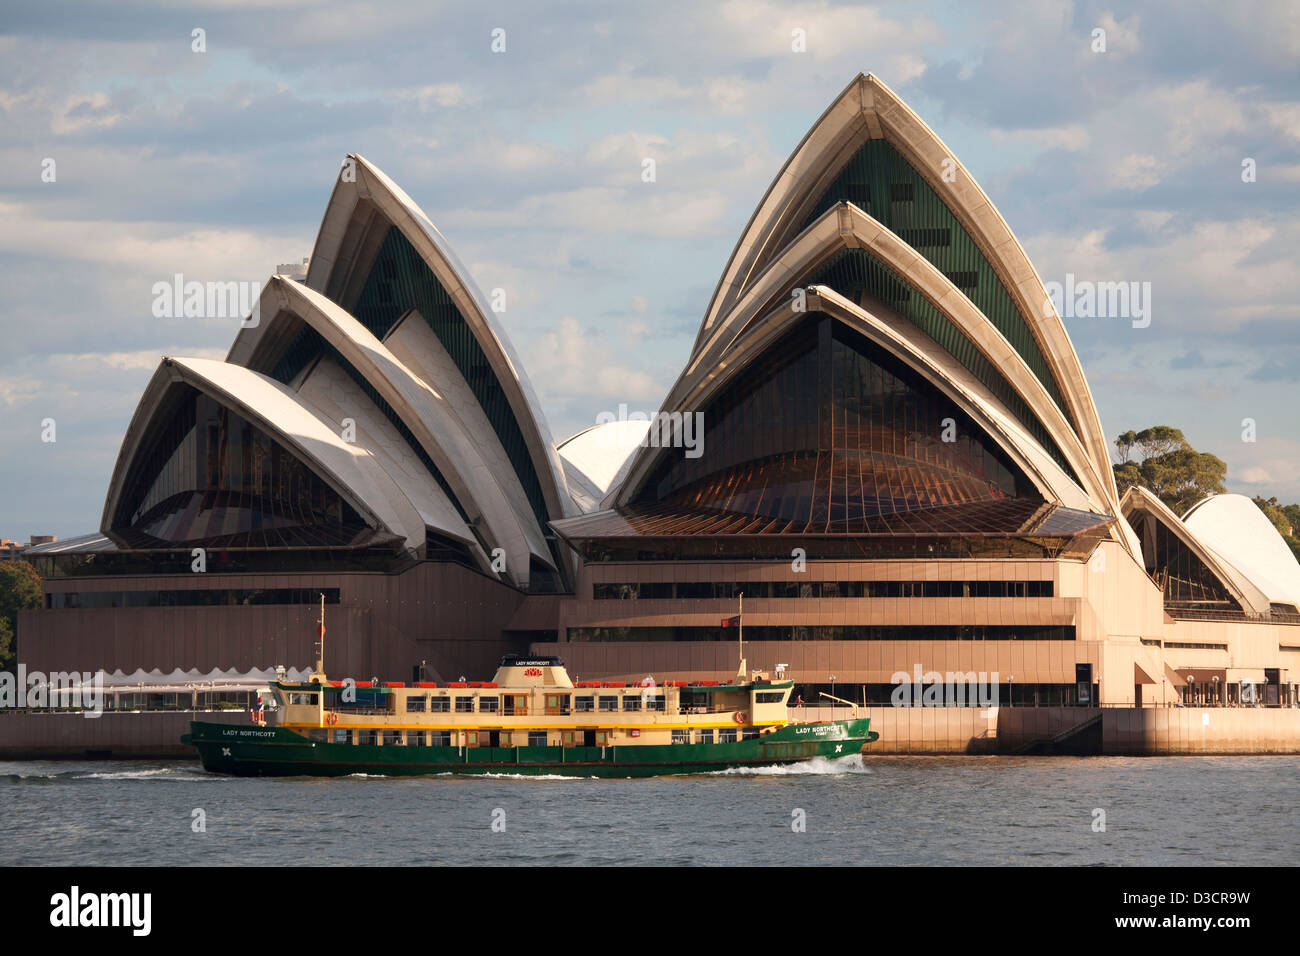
[{"x1": 184, "y1": 655, "x2": 878, "y2": 777}]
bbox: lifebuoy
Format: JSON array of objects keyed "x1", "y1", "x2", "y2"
[
  {"x1": 734, "y1": 710, "x2": 747, "y2": 724},
  {"x1": 326, "y1": 711, "x2": 338, "y2": 726}
]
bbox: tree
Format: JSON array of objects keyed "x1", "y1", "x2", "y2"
[
  {"x1": 1112, "y1": 426, "x2": 1227, "y2": 515},
  {"x1": 0, "y1": 560, "x2": 43, "y2": 671}
]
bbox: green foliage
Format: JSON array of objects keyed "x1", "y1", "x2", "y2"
[
  {"x1": 1112, "y1": 426, "x2": 1227, "y2": 515},
  {"x1": 1114, "y1": 426, "x2": 1188, "y2": 464},
  {"x1": 1117, "y1": 428, "x2": 1300, "y2": 564},
  {"x1": 0, "y1": 618, "x2": 12, "y2": 672},
  {"x1": 0, "y1": 560, "x2": 43, "y2": 670}
]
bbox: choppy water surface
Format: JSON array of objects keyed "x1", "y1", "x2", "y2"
[{"x1": 1, "y1": 755, "x2": 1293, "y2": 866}]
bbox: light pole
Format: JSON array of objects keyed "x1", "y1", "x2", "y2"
[
  {"x1": 829, "y1": 674, "x2": 837, "y2": 708},
  {"x1": 1212, "y1": 675, "x2": 1220, "y2": 707},
  {"x1": 1187, "y1": 675, "x2": 1194, "y2": 706},
  {"x1": 1008, "y1": 675, "x2": 1014, "y2": 708}
]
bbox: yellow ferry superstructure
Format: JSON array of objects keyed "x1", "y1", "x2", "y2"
[
  {"x1": 272, "y1": 656, "x2": 797, "y2": 750},
  {"x1": 186, "y1": 653, "x2": 878, "y2": 776}
]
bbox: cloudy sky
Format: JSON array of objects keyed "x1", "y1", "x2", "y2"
[{"x1": 1, "y1": 0, "x2": 1298, "y2": 540}]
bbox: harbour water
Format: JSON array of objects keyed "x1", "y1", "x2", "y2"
[{"x1": 1, "y1": 755, "x2": 1294, "y2": 866}]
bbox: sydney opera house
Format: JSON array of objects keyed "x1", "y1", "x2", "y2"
[{"x1": 21, "y1": 75, "x2": 1300, "y2": 710}]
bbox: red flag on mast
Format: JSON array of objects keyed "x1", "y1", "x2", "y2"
[{"x1": 721, "y1": 614, "x2": 740, "y2": 628}]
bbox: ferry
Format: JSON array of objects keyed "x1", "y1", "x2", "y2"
[{"x1": 183, "y1": 654, "x2": 879, "y2": 778}]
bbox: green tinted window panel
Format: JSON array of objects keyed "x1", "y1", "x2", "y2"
[
  {"x1": 348, "y1": 227, "x2": 552, "y2": 534},
  {"x1": 638, "y1": 314, "x2": 1040, "y2": 529},
  {"x1": 802, "y1": 139, "x2": 1073, "y2": 428},
  {"x1": 114, "y1": 389, "x2": 372, "y2": 549},
  {"x1": 808, "y1": 248, "x2": 1080, "y2": 487}
]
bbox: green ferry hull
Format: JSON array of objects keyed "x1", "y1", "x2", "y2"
[{"x1": 183, "y1": 719, "x2": 879, "y2": 778}]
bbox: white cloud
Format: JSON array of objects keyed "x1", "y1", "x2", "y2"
[
  {"x1": 0, "y1": 201, "x2": 306, "y2": 279},
  {"x1": 441, "y1": 186, "x2": 732, "y2": 239},
  {"x1": 989, "y1": 123, "x2": 1091, "y2": 151},
  {"x1": 1111, "y1": 152, "x2": 1166, "y2": 190},
  {"x1": 580, "y1": 72, "x2": 694, "y2": 108},
  {"x1": 716, "y1": 0, "x2": 939, "y2": 63},
  {"x1": 51, "y1": 91, "x2": 121, "y2": 135},
  {"x1": 1095, "y1": 12, "x2": 1142, "y2": 56},
  {"x1": 530, "y1": 316, "x2": 666, "y2": 410},
  {"x1": 404, "y1": 83, "x2": 473, "y2": 110},
  {"x1": 1026, "y1": 216, "x2": 1299, "y2": 333}
]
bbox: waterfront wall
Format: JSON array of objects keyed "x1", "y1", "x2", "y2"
[
  {"x1": 0, "y1": 711, "x2": 246, "y2": 759},
  {"x1": 1099, "y1": 706, "x2": 1300, "y2": 755},
  {"x1": 791, "y1": 705, "x2": 1300, "y2": 755}
]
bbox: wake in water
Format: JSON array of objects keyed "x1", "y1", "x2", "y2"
[
  {"x1": 0, "y1": 762, "x2": 218, "y2": 783},
  {"x1": 82, "y1": 766, "x2": 216, "y2": 782},
  {"x1": 704, "y1": 754, "x2": 872, "y2": 776},
  {"x1": 329, "y1": 758, "x2": 872, "y2": 781}
]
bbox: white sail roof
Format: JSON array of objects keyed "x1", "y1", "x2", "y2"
[{"x1": 1184, "y1": 493, "x2": 1300, "y2": 611}]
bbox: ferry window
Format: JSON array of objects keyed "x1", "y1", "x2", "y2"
[
  {"x1": 698, "y1": 729, "x2": 714, "y2": 745},
  {"x1": 406, "y1": 696, "x2": 427, "y2": 713},
  {"x1": 574, "y1": 695, "x2": 595, "y2": 712},
  {"x1": 383, "y1": 730, "x2": 403, "y2": 746},
  {"x1": 528, "y1": 731, "x2": 548, "y2": 747},
  {"x1": 644, "y1": 694, "x2": 666, "y2": 711},
  {"x1": 622, "y1": 696, "x2": 642, "y2": 711},
  {"x1": 359, "y1": 729, "x2": 378, "y2": 746},
  {"x1": 680, "y1": 690, "x2": 709, "y2": 711},
  {"x1": 406, "y1": 731, "x2": 426, "y2": 747},
  {"x1": 430, "y1": 731, "x2": 450, "y2": 747},
  {"x1": 331, "y1": 729, "x2": 351, "y2": 745},
  {"x1": 561, "y1": 731, "x2": 575, "y2": 747},
  {"x1": 479, "y1": 696, "x2": 499, "y2": 713},
  {"x1": 544, "y1": 694, "x2": 569, "y2": 716},
  {"x1": 505, "y1": 694, "x2": 528, "y2": 716},
  {"x1": 671, "y1": 729, "x2": 689, "y2": 745},
  {"x1": 500, "y1": 731, "x2": 513, "y2": 747},
  {"x1": 307, "y1": 729, "x2": 328, "y2": 742},
  {"x1": 755, "y1": 692, "x2": 785, "y2": 703},
  {"x1": 719, "y1": 728, "x2": 738, "y2": 743},
  {"x1": 455, "y1": 696, "x2": 474, "y2": 713},
  {"x1": 430, "y1": 696, "x2": 450, "y2": 713},
  {"x1": 598, "y1": 695, "x2": 619, "y2": 712},
  {"x1": 466, "y1": 731, "x2": 480, "y2": 747},
  {"x1": 595, "y1": 731, "x2": 609, "y2": 747},
  {"x1": 742, "y1": 727, "x2": 760, "y2": 740}
]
